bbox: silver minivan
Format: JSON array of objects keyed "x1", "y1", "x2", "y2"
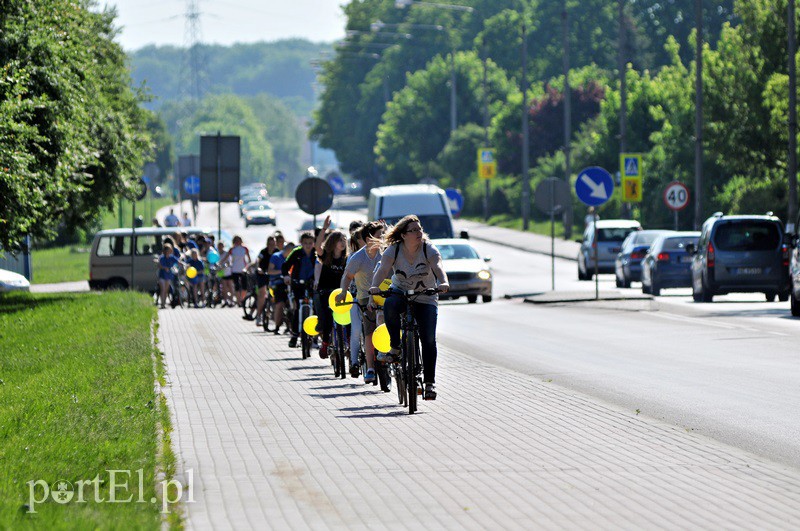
[
  {"x1": 689, "y1": 214, "x2": 789, "y2": 302},
  {"x1": 89, "y1": 227, "x2": 231, "y2": 291},
  {"x1": 578, "y1": 219, "x2": 642, "y2": 280}
]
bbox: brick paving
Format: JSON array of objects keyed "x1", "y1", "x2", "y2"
[{"x1": 158, "y1": 306, "x2": 800, "y2": 530}]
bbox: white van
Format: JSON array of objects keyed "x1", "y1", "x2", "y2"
[
  {"x1": 367, "y1": 184, "x2": 466, "y2": 239},
  {"x1": 89, "y1": 227, "x2": 232, "y2": 291}
]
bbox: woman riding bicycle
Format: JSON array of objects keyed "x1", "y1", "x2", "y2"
[
  {"x1": 369, "y1": 215, "x2": 449, "y2": 400},
  {"x1": 337, "y1": 221, "x2": 384, "y2": 382},
  {"x1": 314, "y1": 229, "x2": 348, "y2": 360}
]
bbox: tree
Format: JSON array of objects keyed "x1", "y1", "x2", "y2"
[{"x1": 0, "y1": 0, "x2": 152, "y2": 250}]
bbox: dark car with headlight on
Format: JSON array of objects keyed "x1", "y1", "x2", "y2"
[
  {"x1": 242, "y1": 200, "x2": 277, "y2": 227},
  {"x1": 431, "y1": 239, "x2": 492, "y2": 303}
]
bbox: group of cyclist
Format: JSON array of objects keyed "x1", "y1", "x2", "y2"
[
  {"x1": 277, "y1": 214, "x2": 449, "y2": 401},
  {"x1": 155, "y1": 214, "x2": 450, "y2": 401}
]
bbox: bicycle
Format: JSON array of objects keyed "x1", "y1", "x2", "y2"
[
  {"x1": 377, "y1": 288, "x2": 442, "y2": 414},
  {"x1": 292, "y1": 280, "x2": 315, "y2": 360},
  {"x1": 204, "y1": 264, "x2": 222, "y2": 308},
  {"x1": 353, "y1": 301, "x2": 390, "y2": 391},
  {"x1": 330, "y1": 312, "x2": 349, "y2": 379},
  {"x1": 241, "y1": 272, "x2": 259, "y2": 320}
]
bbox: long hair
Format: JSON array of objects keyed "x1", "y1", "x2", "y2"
[
  {"x1": 321, "y1": 230, "x2": 347, "y2": 265},
  {"x1": 384, "y1": 215, "x2": 427, "y2": 246}
]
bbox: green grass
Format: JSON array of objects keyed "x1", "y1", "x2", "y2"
[
  {"x1": 31, "y1": 247, "x2": 91, "y2": 284},
  {"x1": 0, "y1": 291, "x2": 179, "y2": 529},
  {"x1": 101, "y1": 197, "x2": 175, "y2": 230}
]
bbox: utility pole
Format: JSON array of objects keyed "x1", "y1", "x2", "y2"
[
  {"x1": 562, "y1": 0, "x2": 573, "y2": 239},
  {"x1": 694, "y1": 0, "x2": 704, "y2": 229},
  {"x1": 521, "y1": 18, "x2": 531, "y2": 231},
  {"x1": 482, "y1": 37, "x2": 490, "y2": 221},
  {"x1": 182, "y1": 0, "x2": 205, "y2": 102},
  {"x1": 789, "y1": 0, "x2": 797, "y2": 230},
  {"x1": 618, "y1": 0, "x2": 629, "y2": 219}
]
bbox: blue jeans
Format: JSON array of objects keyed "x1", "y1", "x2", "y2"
[{"x1": 383, "y1": 295, "x2": 438, "y2": 384}]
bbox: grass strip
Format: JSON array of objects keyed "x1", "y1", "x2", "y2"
[
  {"x1": 0, "y1": 291, "x2": 173, "y2": 529},
  {"x1": 31, "y1": 247, "x2": 90, "y2": 285}
]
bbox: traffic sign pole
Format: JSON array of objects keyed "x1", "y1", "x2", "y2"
[{"x1": 575, "y1": 167, "x2": 614, "y2": 300}]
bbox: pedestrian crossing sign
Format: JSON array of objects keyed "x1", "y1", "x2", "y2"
[
  {"x1": 620, "y1": 153, "x2": 643, "y2": 203},
  {"x1": 477, "y1": 148, "x2": 497, "y2": 180}
]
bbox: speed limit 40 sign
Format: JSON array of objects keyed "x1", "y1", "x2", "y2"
[{"x1": 663, "y1": 181, "x2": 690, "y2": 211}]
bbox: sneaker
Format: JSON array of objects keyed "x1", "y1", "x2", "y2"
[
  {"x1": 273, "y1": 328, "x2": 280, "y2": 336},
  {"x1": 423, "y1": 383, "x2": 437, "y2": 401},
  {"x1": 364, "y1": 368, "x2": 376, "y2": 383},
  {"x1": 256, "y1": 316, "x2": 263, "y2": 326},
  {"x1": 376, "y1": 347, "x2": 400, "y2": 363},
  {"x1": 350, "y1": 364, "x2": 360, "y2": 378},
  {"x1": 319, "y1": 342, "x2": 329, "y2": 359},
  {"x1": 288, "y1": 336, "x2": 298, "y2": 348},
  {"x1": 159, "y1": 304, "x2": 166, "y2": 309}
]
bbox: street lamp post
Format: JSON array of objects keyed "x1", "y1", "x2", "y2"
[
  {"x1": 393, "y1": 1, "x2": 474, "y2": 133},
  {"x1": 521, "y1": 16, "x2": 530, "y2": 230},
  {"x1": 789, "y1": 0, "x2": 797, "y2": 231}
]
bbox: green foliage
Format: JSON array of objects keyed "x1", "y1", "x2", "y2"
[
  {"x1": 129, "y1": 39, "x2": 329, "y2": 116},
  {"x1": 0, "y1": 0, "x2": 152, "y2": 251}
]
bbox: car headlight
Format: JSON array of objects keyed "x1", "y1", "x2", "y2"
[
  {"x1": 246, "y1": 215, "x2": 252, "y2": 220},
  {"x1": 477, "y1": 270, "x2": 491, "y2": 280}
]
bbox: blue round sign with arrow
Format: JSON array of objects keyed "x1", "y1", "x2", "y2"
[
  {"x1": 445, "y1": 188, "x2": 464, "y2": 218},
  {"x1": 184, "y1": 175, "x2": 200, "y2": 196},
  {"x1": 575, "y1": 166, "x2": 614, "y2": 207}
]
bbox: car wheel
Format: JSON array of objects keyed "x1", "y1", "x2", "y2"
[
  {"x1": 779, "y1": 291, "x2": 790, "y2": 303},
  {"x1": 615, "y1": 274, "x2": 623, "y2": 288},
  {"x1": 791, "y1": 287, "x2": 800, "y2": 317},
  {"x1": 641, "y1": 282, "x2": 650, "y2": 294},
  {"x1": 107, "y1": 278, "x2": 128, "y2": 291},
  {"x1": 651, "y1": 283, "x2": 661, "y2": 297},
  {"x1": 621, "y1": 274, "x2": 631, "y2": 289},
  {"x1": 467, "y1": 295, "x2": 478, "y2": 304},
  {"x1": 578, "y1": 263, "x2": 587, "y2": 281},
  {"x1": 482, "y1": 295, "x2": 492, "y2": 303},
  {"x1": 701, "y1": 277, "x2": 714, "y2": 303},
  {"x1": 765, "y1": 291, "x2": 777, "y2": 302}
]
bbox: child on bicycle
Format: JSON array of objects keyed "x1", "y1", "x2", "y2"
[
  {"x1": 368, "y1": 215, "x2": 449, "y2": 400},
  {"x1": 314, "y1": 229, "x2": 348, "y2": 361},
  {"x1": 157, "y1": 243, "x2": 180, "y2": 309},
  {"x1": 282, "y1": 232, "x2": 317, "y2": 348},
  {"x1": 185, "y1": 248, "x2": 205, "y2": 308}
]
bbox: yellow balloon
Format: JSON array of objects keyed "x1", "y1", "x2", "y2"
[
  {"x1": 333, "y1": 310, "x2": 351, "y2": 325},
  {"x1": 303, "y1": 315, "x2": 319, "y2": 336},
  {"x1": 371, "y1": 278, "x2": 393, "y2": 306},
  {"x1": 269, "y1": 287, "x2": 274, "y2": 298},
  {"x1": 186, "y1": 266, "x2": 197, "y2": 279},
  {"x1": 328, "y1": 288, "x2": 353, "y2": 313},
  {"x1": 372, "y1": 323, "x2": 391, "y2": 353}
]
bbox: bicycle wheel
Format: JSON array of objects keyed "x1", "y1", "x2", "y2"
[
  {"x1": 300, "y1": 306, "x2": 311, "y2": 359},
  {"x1": 394, "y1": 362, "x2": 406, "y2": 406},
  {"x1": 242, "y1": 294, "x2": 258, "y2": 320},
  {"x1": 177, "y1": 283, "x2": 189, "y2": 308},
  {"x1": 406, "y1": 331, "x2": 417, "y2": 414},
  {"x1": 376, "y1": 361, "x2": 390, "y2": 391},
  {"x1": 336, "y1": 326, "x2": 347, "y2": 380},
  {"x1": 262, "y1": 297, "x2": 274, "y2": 331}
]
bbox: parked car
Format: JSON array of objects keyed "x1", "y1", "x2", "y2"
[
  {"x1": 641, "y1": 232, "x2": 700, "y2": 296},
  {"x1": 242, "y1": 201, "x2": 277, "y2": 227},
  {"x1": 0, "y1": 268, "x2": 30, "y2": 292},
  {"x1": 787, "y1": 213, "x2": 800, "y2": 316},
  {"x1": 688, "y1": 213, "x2": 790, "y2": 302},
  {"x1": 578, "y1": 219, "x2": 642, "y2": 280},
  {"x1": 614, "y1": 229, "x2": 673, "y2": 287},
  {"x1": 432, "y1": 239, "x2": 492, "y2": 303}
]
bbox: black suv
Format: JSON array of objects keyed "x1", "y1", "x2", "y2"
[{"x1": 688, "y1": 213, "x2": 790, "y2": 303}]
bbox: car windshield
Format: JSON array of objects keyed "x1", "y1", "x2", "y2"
[
  {"x1": 714, "y1": 222, "x2": 780, "y2": 251},
  {"x1": 598, "y1": 227, "x2": 637, "y2": 243},
  {"x1": 634, "y1": 232, "x2": 664, "y2": 245},
  {"x1": 663, "y1": 236, "x2": 699, "y2": 251},
  {"x1": 438, "y1": 244, "x2": 479, "y2": 260}
]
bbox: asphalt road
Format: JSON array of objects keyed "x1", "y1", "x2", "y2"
[{"x1": 184, "y1": 198, "x2": 800, "y2": 469}]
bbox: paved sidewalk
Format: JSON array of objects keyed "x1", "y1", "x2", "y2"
[
  {"x1": 159, "y1": 306, "x2": 800, "y2": 529},
  {"x1": 30, "y1": 280, "x2": 90, "y2": 293}
]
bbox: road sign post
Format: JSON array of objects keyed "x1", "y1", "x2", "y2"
[
  {"x1": 477, "y1": 148, "x2": 496, "y2": 221},
  {"x1": 575, "y1": 167, "x2": 614, "y2": 300},
  {"x1": 663, "y1": 181, "x2": 690, "y2": 230},
  {"x1": 535, "y1": 178, "x2": 570, "y2": 291}
]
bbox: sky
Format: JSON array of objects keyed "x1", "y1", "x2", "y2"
[{"x1": 101, "y1": 0, "x2": 346, "y2": 51}]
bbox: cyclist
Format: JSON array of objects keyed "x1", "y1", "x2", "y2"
[
  {"x1": 157, "y1": 243, "x2": 180, "y2": 309},
  {"x1": 217, "y1": 241, "x2": 235, "y2": 307},
  {"x1": 282, "y1": 232, "x2": 317, "y2": 348},
  {"x1": 338, "y1": 221, "x2": 384, "y2": 382},
  {"x1": 368, "y1": 215, "x2": 449, "y2": 400},
  {"x1": 185, "y1": 248, "x2": 205, "y2": 308},
  {"x1": 252, "y1": 236, "x2": 277, "y2": 326},
  {"x1": 313, "y1": 229, "x2": 348, "y2": 360},
  {"x1": 224, "y1": 235, "x2": 251, "y2": 306},
  {"x1": 268, "y1": 242, "x2": 294, "y2": 335}
]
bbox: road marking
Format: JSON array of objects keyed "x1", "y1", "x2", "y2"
[{"x1": 648, "y1": 311, "x2": 738, "y2": 330}]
